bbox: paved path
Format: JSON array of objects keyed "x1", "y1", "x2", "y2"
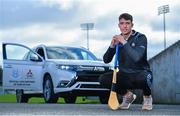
[{"x1": 0, "y1": 103, "x2": 180, "y2": 115}]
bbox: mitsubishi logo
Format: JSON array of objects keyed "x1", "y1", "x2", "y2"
[{"x1": 94, "y1": 67, "x2": 98, "y2": 71}]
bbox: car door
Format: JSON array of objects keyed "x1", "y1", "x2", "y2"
[{"x1": 2, "y1": 43, "x2": 44, "y2": 91}]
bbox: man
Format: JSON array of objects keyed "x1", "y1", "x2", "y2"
[{"x1": 99, "y1": 13, "x2": 153, "y2": 110}]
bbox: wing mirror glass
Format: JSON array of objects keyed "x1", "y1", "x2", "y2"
[{"x1": 30, "y1": 53, "x2": 41, "y2": 61}]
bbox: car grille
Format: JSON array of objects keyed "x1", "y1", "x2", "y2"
[
  {"x1": 76, "y1": 71, "x2": 108, "y2": 82},
  {"x1": 80, "y1": 84, "x2": 105, "y2": 88}
]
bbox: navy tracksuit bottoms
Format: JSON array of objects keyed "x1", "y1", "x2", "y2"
[{"x1": 99, "y1": 70, "x2": 153, "y2": 96}]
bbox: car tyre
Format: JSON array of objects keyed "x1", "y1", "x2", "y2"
[
  {"x1": 64, "y1": 95, "x2": 77, "y2": 103},
  {"x1": 43, "y1": 75, "x2": 58, "y2": 103},
  {"x1": 16, "y1": 89, "x2": 29, "y2": 103}
]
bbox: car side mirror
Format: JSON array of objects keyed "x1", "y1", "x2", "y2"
[{"x1": 30, "y1": 53, "x2": 41, "y2": 62}]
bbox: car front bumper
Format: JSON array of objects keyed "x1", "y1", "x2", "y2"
[{"x1": 54, "y1": 81, "x2": 109, "y2": 94}]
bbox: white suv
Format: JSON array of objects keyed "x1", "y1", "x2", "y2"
[{"x1": 2, "y1": 43, "x2": 111, "y2": 103}]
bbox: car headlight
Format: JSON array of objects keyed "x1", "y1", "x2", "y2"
[{"x1": 56, "y1": 64, "x2": 76, "y2": 71}]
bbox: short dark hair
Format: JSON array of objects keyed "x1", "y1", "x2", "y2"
[{"x1": 119, "y1": 13, "x2": 133, "y2": 22}]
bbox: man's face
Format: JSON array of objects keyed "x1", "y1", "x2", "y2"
[{"x1": 118, "y1": 18, "x2": 133, "y2": 35}]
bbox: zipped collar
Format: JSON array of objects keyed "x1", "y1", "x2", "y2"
[
  {"x1": 120, "y1": 30, "x2": 138, "y2": 41},
  {"x1": 131, "y1": 30, "x2": 137, "y2": 36},
  {"x1": 120, "y1": 30, "x2": 137, "y2": 37}
]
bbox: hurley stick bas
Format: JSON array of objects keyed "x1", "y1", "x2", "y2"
[{"x1": 108, "y1": 44, "x2": 120, "y2": 110}]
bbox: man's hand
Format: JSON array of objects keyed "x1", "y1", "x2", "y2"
[{"x1": 110, "y1": 35, "x2": 127, "y2": 47}]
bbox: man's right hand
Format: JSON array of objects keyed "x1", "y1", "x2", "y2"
[
  {"x1": 110, "y1": 37, "x2": 119, "y2": 48},
  {"x1": 110, "y1": 35, "x2": 127, "y2": 48}
]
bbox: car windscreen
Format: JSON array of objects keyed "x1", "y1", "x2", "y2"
[{"x1": 46, "y1": 47, "x2": 97, "y2": 60}]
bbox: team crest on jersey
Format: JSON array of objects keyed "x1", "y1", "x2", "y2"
[{"x1": 131, "y1": 42, "x2": 135, "y2": 47}]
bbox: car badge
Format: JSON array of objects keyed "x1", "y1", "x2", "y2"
[
  {"x1": 26, "y1": 69, "x2": 33, "y2": 78},
  {"x1": 94, "y1": 67, "x2": 98, "y2": 71},
  {"x1": 12, "y1": 69, "x2": 20, "y2": 79}
]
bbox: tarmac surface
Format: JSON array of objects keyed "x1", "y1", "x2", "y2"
[{"x1": 0, "y1": 103, "x2": 180, "y2": 115}]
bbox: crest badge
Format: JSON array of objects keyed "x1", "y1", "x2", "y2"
[{"x1": 131, "y1": 42, "x2": 135, "y2": 47}]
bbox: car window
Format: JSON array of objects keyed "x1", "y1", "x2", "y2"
[
  {"x1": 23, "y1": 51, "x2": 30, "y2": 60},
  {"x1": 46, "y1": 47, "x2": 97, "y2": 60},
  {"x1": 36, "y1": 48, "x2": 45, "y2": 59},
  {"x1": 23, "y1": 51, "x2": 39, "y2": 60},
  {"x1": 23, "y1": 48, "x2": 37, "y2": 60},
  {"x1": 5, "y1": 45, "x2": 30, "y2": 60},
  {"x1": 80, "y1": 50, "x2": 94, "y2": 60}
]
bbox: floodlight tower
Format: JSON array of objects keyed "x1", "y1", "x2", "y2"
[
  {"x1": 158, "y1": 5, "x2": 170, "y2": 49},
  {"x1": 80, "y1": 23, "x2": 94, "y2": 50}
]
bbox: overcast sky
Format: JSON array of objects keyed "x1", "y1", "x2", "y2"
[{"x1": 0, "y1": 0, "x2": 180, "y2": 65}]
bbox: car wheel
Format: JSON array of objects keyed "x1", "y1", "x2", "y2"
[
  {"x1": 64, "y1": 95, "x2": 77, "y2": 103},
  {"x1": 43, "y1": 75, "x2": 58, "y2": 103},
  {"x1": 16, "y1": 89, "x2": 29, "y2": 103},
  {"x1": 99, "y1": 94, "x2": 109, "y2": 104}
]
